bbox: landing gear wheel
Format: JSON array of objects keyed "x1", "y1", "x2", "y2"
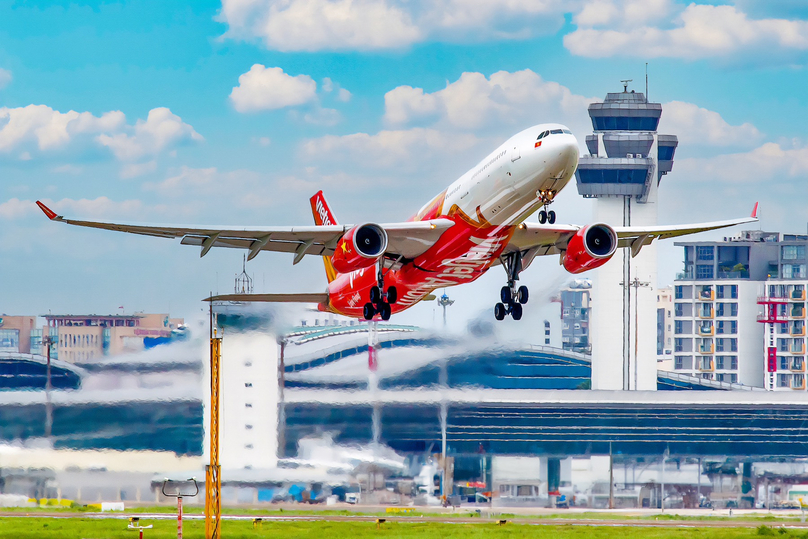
[
  {"x1": 511, "y1": 303, "x2": 523, "y2": 320},
  {"x1": 547, "y1": 210, "x2": 556, "y2": 224},
  {"x1": 500, "y1": 286, "x2": 513, "y2": 305},
  {"x1": 494, "y1": 303, "x2": 507, "y2": 321},
  {"x1": 386, "y1": 286, "x2": 398, "y2": 304},
  {"x1": 369, "y1": 286, "x2": 382, "y2": 305},
  {"x1": 363, "y1": 303, "x2": 375, "y2": 320},
  {"x1": 379, "y1": 302, "x2": 392, "y2": 321},
  {"x1": 517, "y1": 285, "x2": 529, "y2": 304},
  {"x1": 538, "y1": 210, "x2": 547, "y2": 224}
]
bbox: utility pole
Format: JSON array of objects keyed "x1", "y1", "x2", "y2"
[{"x1": 620, "y1": 274, "x2": 650, "y2": 390}]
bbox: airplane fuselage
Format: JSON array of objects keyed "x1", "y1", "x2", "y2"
[{"x1": 323, "y1": 124, "x2": 579, "y2": 317}]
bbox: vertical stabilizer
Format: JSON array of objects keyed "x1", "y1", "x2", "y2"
[{"x1": 309, "y1": 190, "x2": 339, "y2": 283}]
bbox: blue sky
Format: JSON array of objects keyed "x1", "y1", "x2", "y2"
[{"x1": 1, "y1": 0, "x2": 807, "y2": 330}]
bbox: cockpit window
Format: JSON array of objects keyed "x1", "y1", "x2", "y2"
[
  {"x1": 562, "y1": 129, "x2": 572, "y2": 134},
  {"x1": 537, "y1": 131, "x2": 548, "y2": 140},
  {"x1": 550, "y1": 129, "x2": 563, "y2": 134}
]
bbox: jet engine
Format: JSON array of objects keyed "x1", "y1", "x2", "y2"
[
  {"x1": 562, "y1": 223, "x2": 618, "y2": 274},
  {"x1": 331, "y1": 223, "x2": 388, "y2": 273}
]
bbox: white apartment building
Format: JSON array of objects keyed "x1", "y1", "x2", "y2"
[
  {"x1": 673, "y1": 231, "x2": 808, "y2": 389},
  {"x1": 657, "y1": 286, "x2": 673, "y2": 365}
]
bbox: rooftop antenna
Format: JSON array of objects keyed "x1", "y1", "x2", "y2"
[
  {"x1": 645, "y1": 63, "x2": 649, "y2": 101},
  {"x1": 234, "y1": 254, "x2": 253, "y2": 294},
  {"x1": 621, "y1": 79, "x2": 633, "y2": 92}
]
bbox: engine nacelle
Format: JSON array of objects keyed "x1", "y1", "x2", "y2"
[
  {"x1": 331, "y1": 223, "x2": 388, "y2": 274},
  {"x1": 562, "y1": 223, "x2": 618, "y2": 274}
]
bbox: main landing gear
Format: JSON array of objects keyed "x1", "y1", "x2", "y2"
[
  {"x1": 494, "y1": 252, "x2": 529, "y2": 321},
  {"x1": 364, "y1": 260, "x2": 397, "y2": 321}
]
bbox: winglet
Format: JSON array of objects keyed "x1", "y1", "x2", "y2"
[
  {"x1": 751, "y1": 202, "x2": 759, "y2": 219},
  {"x1": 36, "y1": 200, "x2": 58, "y2": 220}
]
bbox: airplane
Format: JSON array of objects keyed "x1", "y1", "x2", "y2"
[{"x1": 36, "y1": 123, "x2": 758, "y2": 321}]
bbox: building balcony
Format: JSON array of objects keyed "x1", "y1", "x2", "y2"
[
  {"x1": 698, "y1": 360, "x2": 714, "y2": 371},
  {"x1": 792, "y1": 376, "x2": 806, "y2": 390},
  {"x1": 699, "y1": 289, "x2": 715, "y2": 301},
  {"x1": 792, "y1": 290, "x2": 807, "y2": 301},
  {"x1": 698, "y1": 311, "x2": 714, "y2": 319},
  {"x1": 698, "y1": 344, "x2": 715, "y2": 354},
  {"x1": 792, "y1": 326, "x2": 807, "y2": 337},
  {"x1": 698, "y1": 326, "x2": 715, "y2": 336},
  {"x1": 717, "y1": 270, "x2": 750, "y2": 279},
  {"x1": 790, "y1": 360, "x2": 805, "y2": 372},
  {"x1": 790, "y1": 308, "x2": 806, "y2": 319},
  {"x1": 791, "y1": 344, "x2": 806, "y2": 355}
]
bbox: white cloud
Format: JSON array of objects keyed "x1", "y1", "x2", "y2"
[
  {"x1": 145, "y1": 166, "x2": 221, "y2": 196},
  {"x1": 676, "y1": 142, "x2": 808, "y2": 184},
  {"x1": 220, "y1": 0, "x2": 422, "y2": 51},
  {"x1": 384, "y1": 70, "x2": 596, "y2": 135},
  {"x1": 96, "y1": 107, "x2": 203, "y2": 162},
  {"x1": 218, "y1": 0, "x2": 569, "y2": 52},
  {"x1": 301, "y1": 127, "x2": 479, "y2": 168},
  {"x1": 573, "y1": 0, "x2": 674, "y2": 28},
  {"x1": 0, "y1": 105, "x2": 125, "y2": 153},
  {"x1": 0, "y1": 68, "x2": 12, "y2": 89},
  {"x1": 229, "y1": 65, "x2": 318, "y2": 112},
  {"x1": 337, "y1": 88, "x2": 351, "y2": 102},
  {"x1": 659, "y1": 101, "x2": 763, "y2": 148},
  {"x1": 0, "y1": 196, "x2": 144, "y2": 220},
  {"x1": 565, "y1": 3, "x2": 808, "y2": 62},
  {"x1": 0, "y1": 105, "x2": 200, "y2": 173}
]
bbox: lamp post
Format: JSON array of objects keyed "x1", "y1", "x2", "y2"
[
  {"x1": 437, "y1": 292, "x2": 454, "y2": 328},
  {"x1": 42, "y1": 334, "x2": 54, "y2": 439},
  {"x1": 620, "y1": 275, "x2": 650, "y2": 390}
]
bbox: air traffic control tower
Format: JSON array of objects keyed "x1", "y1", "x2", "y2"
[{"x1": 575, "y1": 84, "x2": 678, "y2": 391}]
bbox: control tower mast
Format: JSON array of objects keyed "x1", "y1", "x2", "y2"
[{"x1": 575, "y1": 84, "x2": 678, "y2": 390}]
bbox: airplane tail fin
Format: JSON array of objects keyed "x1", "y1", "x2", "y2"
[{"x1": 309, "y1": 190, "x2": 339, "y2": 283}]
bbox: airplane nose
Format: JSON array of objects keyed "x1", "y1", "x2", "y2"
[{"x1": 549, "y1": 134, "x2": 579, "y2": 172}]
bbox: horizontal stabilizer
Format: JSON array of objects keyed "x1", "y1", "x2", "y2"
[{"x1": 205, "y1": 293, "x2": 328, "y2": 303}]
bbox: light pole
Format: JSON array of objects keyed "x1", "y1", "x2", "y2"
[
  {"x1": 42, "y1": 334, "x2": 54, "y2": 439},
  {"x1": 437, "y1": 292, "x2": 454, "y2": 327},
  {"x1": 620, "y1": 275, "x2": 650, "y2": 390}
]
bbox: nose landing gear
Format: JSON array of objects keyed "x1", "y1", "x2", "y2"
[
  {"x1": 536, "y1": 189, "x2": 557, "y2": 224},
  {"x1": 537, "y1": 209, "x2": 556, "y2": 224},
  {"x1": 363, "y1": 259, "x2": 397, "y2": 321},
  {"x1": 494, "y1": 252, "x2": 529, "y2": 321}
]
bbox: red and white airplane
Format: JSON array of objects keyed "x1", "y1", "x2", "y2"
[{"x1": 37, "y1": 124, "x2": 757, "y2": 321}]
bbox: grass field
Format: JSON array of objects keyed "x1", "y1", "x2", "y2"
[{"x1": 2, "y1": 518, "x2": 808, "y2": 538}]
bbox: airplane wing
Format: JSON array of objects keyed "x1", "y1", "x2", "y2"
[
  {"x1": 35, "y1": 201, "x2": 453, "y2": 264},
  {"x1": 506, "y1": 204, "x2": 759, "y2": 259}
]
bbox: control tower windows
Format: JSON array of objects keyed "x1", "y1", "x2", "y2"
[{"x1": 592, "y1": 116, "x2": 659, "y2": 131}]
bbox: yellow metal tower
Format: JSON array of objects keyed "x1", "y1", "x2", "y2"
[{"x1": 205, "y1": 326, "x2": 222, "y2": 538}]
